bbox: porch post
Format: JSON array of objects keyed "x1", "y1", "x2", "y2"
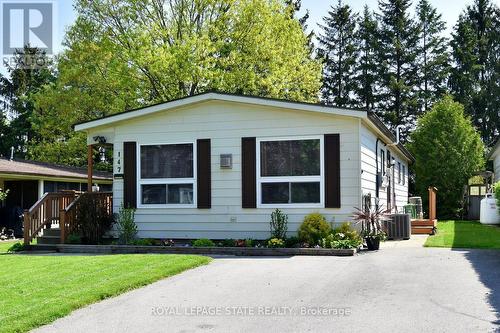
[{"x1": 88, "y1": 144, "x2": 93, "y2": 192}]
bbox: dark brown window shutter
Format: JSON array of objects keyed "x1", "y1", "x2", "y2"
[
  {"x1": 123, "y1": 142, "x2": 137, "y2": 209},
  {"x1": 325, "y1": 134, "x2": 341, "y2": 208},
  {"x1": 242, "y1": 137, "x2": 256, "y2": 208},
  {"x1": 197, "y1": 139, "x2": 211, "y2": 209}
]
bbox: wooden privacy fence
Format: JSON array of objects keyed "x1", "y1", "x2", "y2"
[
  {"x1": 23, "y1": 191, "x2": 79, "y2": 245},
  {"x1": 60, "y1": 192, "x2": 113, "y2": 243}
]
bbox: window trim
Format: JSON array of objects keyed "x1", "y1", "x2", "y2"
[
  {"x1": 397, "y1": 161, "x2": 401, "y2": 184},
  {"x1": 402, "y1": 165, "x2": 406, "y2": 185},
  {"x1": 137, "y1": 141, "x2": 197, "y2": 208},
  {"x1": 256, "y1": 136, "x2": 324, "y2": 208},
  {"x1": 380, "y1": 149, "x2": 386, "y2": 174}
]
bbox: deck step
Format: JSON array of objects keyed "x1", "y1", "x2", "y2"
[
  {"x1": 37, "y1": 235, "x2": 61, "y2": 245},
  {"x1": 42, "y1": 228, "x2": 61, "y2": 237},
  {"x1": 411, "y1": 226, "x2": 436, "y2": 235},
  {"x1": 411, "y1": 219, "x2": 436, "y2": 227}
]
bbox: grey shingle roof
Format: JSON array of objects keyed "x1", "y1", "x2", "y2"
[{"x1": 0, "y1": 158, "x2": 112, "y2": 180}]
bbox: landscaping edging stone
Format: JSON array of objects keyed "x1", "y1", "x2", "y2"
[{"x1": 29, "y1": 244, "x2": 356, "y2": 256}]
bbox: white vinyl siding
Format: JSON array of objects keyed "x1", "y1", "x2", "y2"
[
  {"x1": 494, "y1": 154, "x2": 500, "y2": 182},
  {"x1": 91, "y1": 100, "x2": 362, "y2": 239},
  {"x1": 360, "y1": 124, "x2": 409, "y2": 212}
]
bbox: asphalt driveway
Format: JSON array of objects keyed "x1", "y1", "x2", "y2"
[{"x1": 34, "y1": 240, "x2": 500, "y2": 333}]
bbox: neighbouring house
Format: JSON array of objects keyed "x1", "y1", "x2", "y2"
[
  {"x1": 488, "y1": 140, "x2": 500, "y2": 182},
  {"x1": 75, "y1": 92, "x2": 414, "y2": 239},
  {"x1": 0, "y1": 158, "x2": 112, "y2": 236}
]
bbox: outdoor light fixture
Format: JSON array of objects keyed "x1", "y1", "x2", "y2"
[
  {"x1": 93, "y1": 136, "x2": 107, "y2": 144},
  {"x1": 98, "y1": 146, "x2": 106, "y2": 162}
]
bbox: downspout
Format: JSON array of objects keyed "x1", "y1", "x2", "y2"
[{"x1": 375, "y1": 138, "x2": 386, "y2": 210}]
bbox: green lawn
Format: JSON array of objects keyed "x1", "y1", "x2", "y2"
[
  {"x1": 424, "y1": 220, "x2": 500, "y2": 249},
  {"x1": 0, "y1": 243, "x2": 211, "y2": 333}
]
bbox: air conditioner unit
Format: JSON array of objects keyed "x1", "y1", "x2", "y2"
[{"x1": 383, "y1": 214, "x2": 411, "y2": 240}]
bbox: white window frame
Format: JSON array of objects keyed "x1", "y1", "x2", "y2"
[
  {"x1": 256, "y1": 135, "x2": 324, "y2": 209},
  {"x1": 137, "y1": 141, "x2": 197, "y2": 208}
]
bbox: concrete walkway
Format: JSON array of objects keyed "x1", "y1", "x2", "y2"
[{"x1": 33, "y1": 239, "x2": 500, "y2": 333}]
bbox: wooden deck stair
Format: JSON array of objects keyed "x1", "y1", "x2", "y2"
[
  {"x1": 411, "y1": 219, "x2": 437, "y2": 235},
  {"x1": 410, "y1": 187, "x2": 438, "y2": 235}
]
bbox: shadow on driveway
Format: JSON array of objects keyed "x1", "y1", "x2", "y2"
[{"x1": 455, "y1": 249, "x2": 500, "y2": 326}]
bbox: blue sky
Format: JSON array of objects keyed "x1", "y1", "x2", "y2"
[{"x1": 6, "y1": 0, "x2": 500, "y2": 64}]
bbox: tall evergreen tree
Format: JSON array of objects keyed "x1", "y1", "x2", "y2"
[
  {"x1": 318, "y1": 0, "x2": 358, "y2": 107},
  {"x1": 376, "y1": 0, "x2": 420, "y2": 137},
  {"x1": 353, "y1": 6, "x2": 379, "y2": 110},
  {"x1": 450, "y1": 0, "x2": 500, "y2": 145},
  {"x1": 0, "y1": 46, "x2": 55, "y2": 158},
  {"x1": 286, "y1": 0, "x2": 315, "y2": 53},
  {"x1": 415, "y1": 0, "x2": 449, "y2": 113}
]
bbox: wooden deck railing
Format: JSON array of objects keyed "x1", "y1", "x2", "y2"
[
  {"x1": 60, "y1": 192, "x2": 113, "y2": 243},
  {"x1": 23, "y1": 191, "x2": 79, "y2": 245},
  {"x1": 428, "y1": 186, "x2": 438, "y2": 221}
]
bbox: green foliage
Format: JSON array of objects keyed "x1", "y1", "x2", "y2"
[
  {"x1": 219, "y1": 239, "x2": 236, "y2": 247},
  {"x1": 408, "y1": 96, "x2": 485, "y2": 218},
  {"x1": 494, "y1": 182, "x2": 500, "y2": 213},
  {"x1": 0, "y1": 254, "x2": 210, "y2": 333},
  {"x1": 284, "y1": 236, "x2": 300, "y2": 248},
  {"x1": 332, "y1": 222, "x2": 363, "y2": 245},
  {"x1": 0, "y1": 188, "x2": 9, "y2": 201},
  {"x1": 0, "y1": 46, "x2": 56, "y2": 158},
  {"x1": 298, "y1": 213, "x2": 332, "y2": 246},
  {"x1": 318, "y1": 1, "x2": 359, "y2": 107},
  {"x1": 321, "y1": 223, "x2": 363, "y2": 249},
  {"x1": 66, "y1": 233, "x2": 82, "y2": 244},
  {"x1": 270, "y1": 209, "x2": 288, "y2": 239},
  {"x1": 376, "y1": 0, "x2": 420, "y2": 135},
  {"x1": 132, "y1": 238, "x2": 155, "y2": 246},
  {"x1": 7, "y1": 242, "x2": 26, "y2": 253},
  {"x1": 116, "y1": 204, "x2": 137, "y2": 245},
  {"x1": 415, "y1": 0, "x2": 450, "y2": 113},
  {"x1": 74, "y1": 194, "x2": 114, "y2": 244},
  {"x1": 267, "y1": 238, "x2": 285, "y2": 248},
  {"x1": 320, "y1": 234, "x2": 360, "y2": 249},
  {"x1": 449, "y1": 0, "x2": 500, "y2": 145},
  {"x1": 192, "y1": 238, "x2": 215, "y2": 247},
  {"x1": 425, "y1": 220, "x2": 500, "y2": 249},
  {"x1": 354, "y1": 6, "x2": 379, "y2": 110},
  {"x1": 29, "y1": 0, "x2": 321, "y2": 165}
]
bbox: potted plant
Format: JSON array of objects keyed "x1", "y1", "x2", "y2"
[{"x1": 352, "y1": 206, "x2": 391, "y2": 251}]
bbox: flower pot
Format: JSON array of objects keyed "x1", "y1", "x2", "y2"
[{"x1": 366, "y1": 237, "x2": 380, "y2": 251}]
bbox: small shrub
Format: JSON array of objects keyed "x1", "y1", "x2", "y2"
[
  {"x1": 132, "y1": 238, "x2": 155, "y2": 246},
  {"x1": 116, "y1": 204, "x2": 137, "y2": 245},
  {"x1": 298, "y1": 213, "x2": 332, "y2": 246},
  {"x1": 270, "y1": 209, "x2": 288, "y2": 239},
  {"x1": 320, "y1": 233, "x2": 361, "y2": 249},
  {"x1": 234, "y1": 239, "x2": 253, "y2": 247},
  {"x1": 192, "y1": 238, "x2": 215, "y2": 247},
  {"x1": 332, "y1": 222, "x2": 362, "y2": 246},
  {"x1": 285, "y1": 236, "x2": 300, "y2": 248},
  {"x1": 74, "y1": 194, "x2": 114, "y2": 244},
  {"x1": 0, "y1": 188, "x2": 9, "y2": 201},
  {"x1": 220, "y1": 239, "x2": 236, "y2": 247},
  {"x1": 7, "y1": 242, "x2": 25, "y2": 253},
  {"x1": 267, "y1": 238, "x2": 285, "y2": 248},
  {"x1": 66, "y1": 233, "x2": 82, "y2": 244},
  {"x1": 494, "y1": 182, "x2": 500, "y2": 213}
]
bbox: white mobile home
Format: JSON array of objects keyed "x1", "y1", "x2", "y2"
[
  {"x1": 75, "y1": 92, "x2": 414, "y2": 239},
  {"x1": 488, "y1": 140, "x2": 500, "y2": 182}
]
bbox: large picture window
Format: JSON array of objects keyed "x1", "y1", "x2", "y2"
[
  {"x1": 138, "y1": 143, "x2": 195, "y2": 207},
  {"x1": 257, "y1": 137, "x2": 323, "y2": 207}
]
